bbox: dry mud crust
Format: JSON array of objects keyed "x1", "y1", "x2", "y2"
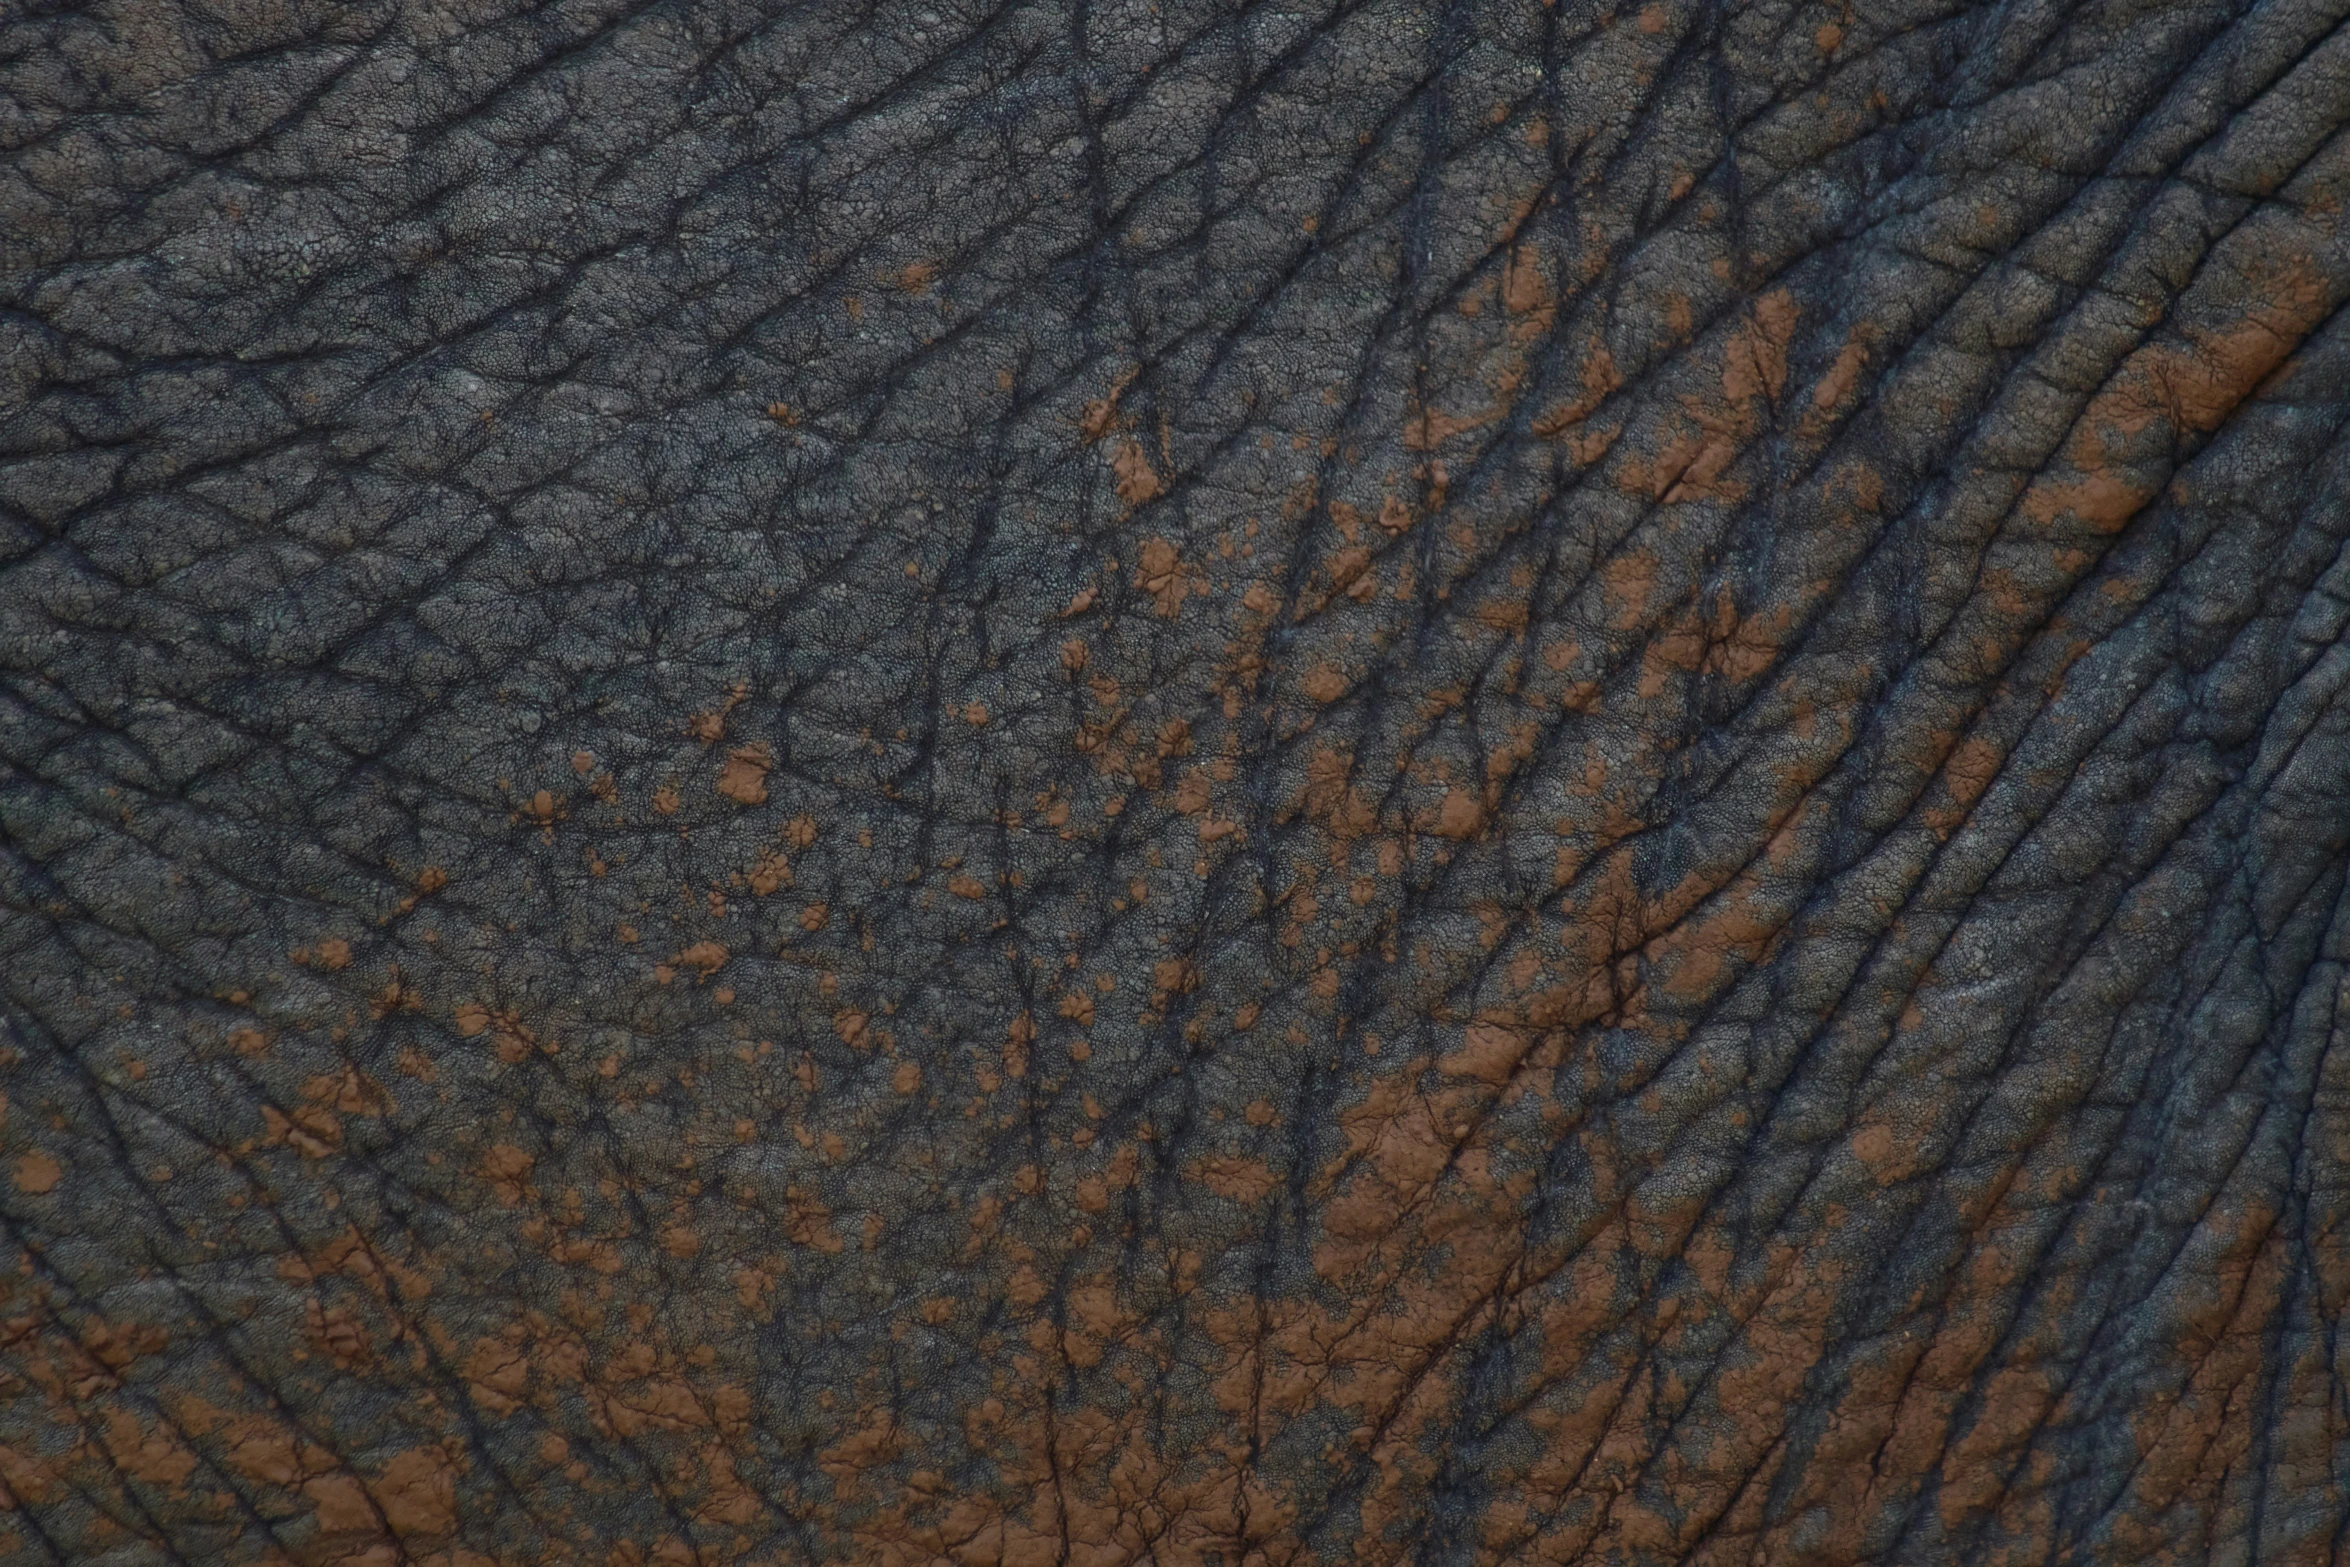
[{"x1": 3, "y1": 0, "x2": 2350, "y2": 1562}]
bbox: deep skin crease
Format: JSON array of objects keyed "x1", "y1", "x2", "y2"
[{"x1": 3, "y1": 0, "x2": 2350, "y2": 1562}]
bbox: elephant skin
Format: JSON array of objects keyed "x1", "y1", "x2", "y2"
[{"x1": 3, "y1": 0, "x2": 2349, "y2": 1562}]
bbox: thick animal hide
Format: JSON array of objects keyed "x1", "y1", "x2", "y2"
[{"x1": 3, "y1": 0, "x2": 2349, "y2": 1561}]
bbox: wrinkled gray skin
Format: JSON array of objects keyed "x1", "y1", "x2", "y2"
[{"x1": 4, "y1": 0, "x2": 2350, "y2": 1563}]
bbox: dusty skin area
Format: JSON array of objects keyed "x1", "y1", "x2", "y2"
[{"x1": 4, "y1": 0, "x2": 2350, "y2": 1562}]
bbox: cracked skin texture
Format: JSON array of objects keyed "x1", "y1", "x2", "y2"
[{"x1": 3, "y1": 0, "x2": 2350, "y2": 1563}]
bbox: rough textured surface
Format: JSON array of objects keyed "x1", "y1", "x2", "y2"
[{"x1": 4, "y1": 0, "x2": 2350, "y2": 1561}]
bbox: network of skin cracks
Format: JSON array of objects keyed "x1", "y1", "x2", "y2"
[{"x1": 3, "y1": 0, "x2": 2350, "y2": 1562}]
